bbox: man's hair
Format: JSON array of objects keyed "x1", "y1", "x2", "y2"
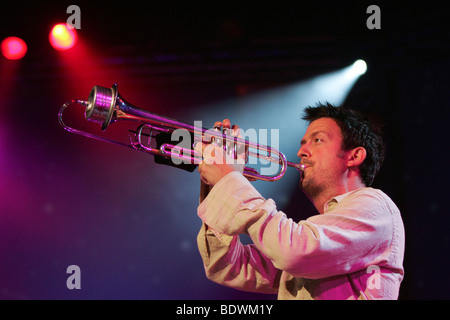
[{"x1": 302, "y1": 102, "x2": 385, "y2": 186}]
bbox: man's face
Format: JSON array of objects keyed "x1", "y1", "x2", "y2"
[{"x1": 297, "y1": 117, "x2": 348, "y2": 198}]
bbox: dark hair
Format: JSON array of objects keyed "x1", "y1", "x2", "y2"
[{"x1": 302, "y1": 102, "x2": 385, "y2": 186}]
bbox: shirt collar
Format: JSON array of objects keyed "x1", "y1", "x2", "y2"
[{"x1": 323, "y1": 187, "x2": 368, "y2": 213}]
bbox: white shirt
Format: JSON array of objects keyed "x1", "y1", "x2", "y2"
[{"x1": 197, "y1": 171, "x2": 405, "y2": 299}]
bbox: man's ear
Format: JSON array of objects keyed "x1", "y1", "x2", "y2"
[{"x1": 347, "y1": 147, "x2": 367, "y2": 168}]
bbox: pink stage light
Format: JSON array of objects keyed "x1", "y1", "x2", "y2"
[{"x1": 1, "y1": 37, "x2": 27, "y2": 60}]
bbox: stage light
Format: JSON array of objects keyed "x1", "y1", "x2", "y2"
[
  {"x1": 49, "y1": 23, "x2": 77, "y2": 51},
  {"x1": 352, "y1": 59, "x2": 367, "y2": 75},
  {"x1": 1, "y1": 37, "x2": 27, "y2": 60}
]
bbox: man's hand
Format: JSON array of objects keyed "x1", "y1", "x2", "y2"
[{"x1": 195, "y1": 119, "x2": 246, "y2": 186}]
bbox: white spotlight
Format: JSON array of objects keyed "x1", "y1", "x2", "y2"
[{"x1": 352, "y1": 59, "x2": 367, "y2": 75}]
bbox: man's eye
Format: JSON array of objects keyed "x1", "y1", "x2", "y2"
[{"x1": 315, "y1": 138, "x2": 323, "y2": 142}]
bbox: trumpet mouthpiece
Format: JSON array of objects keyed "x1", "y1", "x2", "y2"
[{"x1": 287, "y1": 162, "x2": 305, "y2": 172}]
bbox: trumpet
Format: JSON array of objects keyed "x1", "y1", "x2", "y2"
[{"x1": 58, "y1": 84, "x2": 304, "y2": 181}]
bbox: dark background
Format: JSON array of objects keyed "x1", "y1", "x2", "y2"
[{"x1": 0, "y1": 1, "x2": 448, "y2": 299}]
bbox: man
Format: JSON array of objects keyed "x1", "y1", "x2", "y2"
[{"x1": 195, "y1": 103, "x2": 405, "y2": 300}]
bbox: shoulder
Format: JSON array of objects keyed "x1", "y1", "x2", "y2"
[{"x1": 335, "y1": 187, "x2": 400, "y2": 217}]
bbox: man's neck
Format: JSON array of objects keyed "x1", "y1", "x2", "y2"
[{"x1": 312, "y1": 178, "x2": 366, "y2": 214}]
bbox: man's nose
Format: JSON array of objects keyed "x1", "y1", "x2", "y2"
[{"x1": 297, "y1": 143, "x2": 310, "y2": 159}]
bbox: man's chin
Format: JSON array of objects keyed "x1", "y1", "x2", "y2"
[
  {"x1": 300, "y1": 178, "x2": 321, "y2": 199},
  {"x1": 299, "y1": 177, "x2": 308, "y2": 194},
  {"x1": 299, "y1": 173, "x2": 308, "y2": 190}
]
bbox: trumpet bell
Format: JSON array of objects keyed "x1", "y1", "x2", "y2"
[{"x1": 85, "y1": 84, "x2": 118, "y2": 130}]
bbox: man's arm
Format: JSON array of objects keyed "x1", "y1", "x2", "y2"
[
  {"x1": 198, "y1": 178, "x2": 281, "y2": 294},
  {"x1": 197, "y1": 223, "x2": 281, "y2": 294},
  {"x1": 198, "y1": 171, "x2": 398, "y2": 280}
]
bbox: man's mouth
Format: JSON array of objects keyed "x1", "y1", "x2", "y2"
[
  {"x1": 300, "y1": 162, "x2": 313, "y2": 171},
  {"x1": 299, "y1": 165, "x2": 308, "y2": 181},
  {"x1": 299, "y1": 162, "x2": 312, "y2": 181}
]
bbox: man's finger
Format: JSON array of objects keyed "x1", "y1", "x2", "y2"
[{"x1": 223, "y1": 119, "x2": 231, "y2": 129}]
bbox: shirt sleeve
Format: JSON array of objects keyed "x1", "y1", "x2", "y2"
[
  {"x1": 197, "y1": 171, "x2": 396, "y2": 280},
  {"x1": 197, "y1": 223, "x2": 281, "y2": 293}
]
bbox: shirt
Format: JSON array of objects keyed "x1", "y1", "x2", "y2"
[{"x1": 197, "y1": 171, "x2": 405, "y2": 300}]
